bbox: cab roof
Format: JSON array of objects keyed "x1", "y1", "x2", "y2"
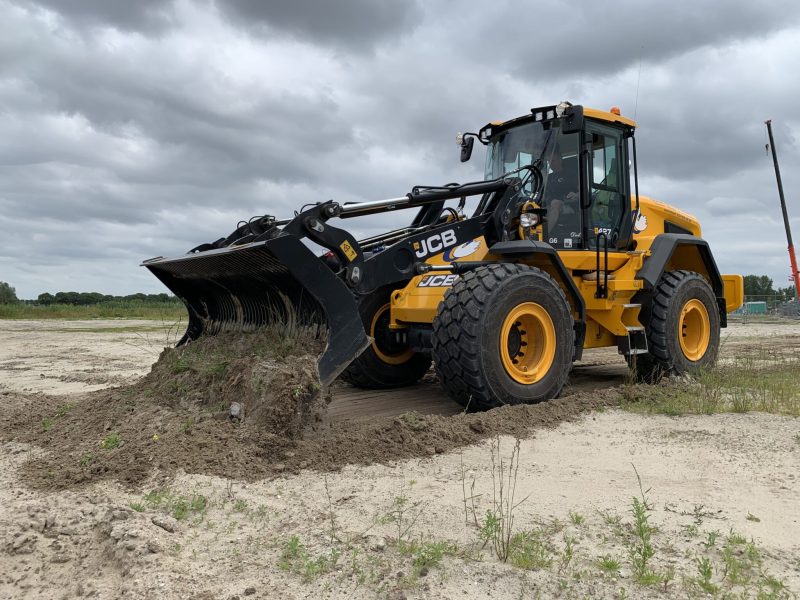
[{"x1": 483, "y1": 103, "x2": 636, "y2": 136}]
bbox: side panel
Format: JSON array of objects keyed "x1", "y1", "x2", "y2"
[
  {"x1": 633, "y1": 196, "x2": 702, "y2": 239},
  {"x1": 722, "y1": 274, "x2": 744, "y2": 313}
]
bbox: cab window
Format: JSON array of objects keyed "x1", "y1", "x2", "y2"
[{"x1": 587, "y1": 126, "x2": 625, "y2": 248}]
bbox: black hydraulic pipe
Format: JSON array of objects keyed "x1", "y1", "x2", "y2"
[{"x1": 337, "y1": 178, "x2": 512, "y2": 219}]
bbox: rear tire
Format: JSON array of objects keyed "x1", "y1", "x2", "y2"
[
  {"x1": 340, "y1": 288, "x2": 431, "y2": 389},
  {"x1": 628, "y1": 270, "x2": 720, "y2": 383},
  {"x1": 432, "y1": 264, "x2": 574, "y2": 410}
]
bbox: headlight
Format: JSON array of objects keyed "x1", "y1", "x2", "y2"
[{"x1": 520, "y1": 213, "x2": 539, "y2": 228}]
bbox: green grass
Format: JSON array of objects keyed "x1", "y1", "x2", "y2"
[
  {"x1": 622, "y1": 347, "x2": 800, "y2": 416},
  {"x1": 508, "y1": 530, "x2": 553, "y2": 570},
  {"x1": 279, "y1": 535, "x2": 341, "y2": 582},
  {"x1": 597, "y1": 555, "x2": 622, "y2": 573},
  {"x1": 99, "y1": 432, "x2": 122, "y2": 449},
  {"x1": 141, "y1": 487, "x2": 208, "y2": 521},
  {"x1": 0, "y1": 301, "x2": 186, "y2": 320}
]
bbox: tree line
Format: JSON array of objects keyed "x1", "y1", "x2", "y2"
[
  {"x1": 0, "y1": 282, "x2": 178, "y2": 305},
  {"x1": 2, "y1": 277, "x2": 796, "y2": 306},
  {"x1": 743, "y1": 275, "x2": 796, "y2": 305},
  {"x1": 35, "y1": 292, "x2": 178, "y2": 305}
]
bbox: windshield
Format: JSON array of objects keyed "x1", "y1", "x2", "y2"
[{"x1": 484, "y1": 121, "x2": 551, "y2": 183}]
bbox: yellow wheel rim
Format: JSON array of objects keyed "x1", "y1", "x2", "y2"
[
  {"x1": 370, "y1": 303, "x2": 414, "y2": 365},
  {"x1": 678, "y1": 298, "x2": 710, "y2": 361},
  {"x1": 499, "y1": 302, "x2": 556, "y2": 384}
]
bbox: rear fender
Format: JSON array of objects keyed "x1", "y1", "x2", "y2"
[{"x1": 635, "y1": 233, "x2": 729, "y2": 325}]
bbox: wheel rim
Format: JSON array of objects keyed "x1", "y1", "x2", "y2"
[
  {"x1": 370, "y1": 303, "x2": 414, "y2": 365},
  {"x1": 678, "y1": 298, "x2": 710, "y2": 361},
  {"x1": 499, "y1": 302, "x2": 556, "y2": 384}
]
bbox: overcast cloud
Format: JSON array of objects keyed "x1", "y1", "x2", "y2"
[{"x1": 1, "y1": 0, "x2": 799, "y2": 298}]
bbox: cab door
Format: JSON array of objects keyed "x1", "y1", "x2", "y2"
[{"x1": 584, "y1": 123, "x2": 630, "y2": 250}]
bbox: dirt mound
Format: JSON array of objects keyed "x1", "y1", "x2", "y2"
[
  {"x1": 0, "y1": 329, "x2": 327, "y2": 489},
  {"x1": 0, "y1": 327, "x2": 623, "y2": 490}
]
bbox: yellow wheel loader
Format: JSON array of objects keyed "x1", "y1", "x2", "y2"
[{"x1": 144, "y1": 102, "x2": 744, "y2": 409}]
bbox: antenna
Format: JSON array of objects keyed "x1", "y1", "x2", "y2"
[{"x1": 633, "y1": 46, "x2": 643, "y2": 121}]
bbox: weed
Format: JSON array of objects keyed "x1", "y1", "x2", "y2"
[
  {"x1": 406, "y1": 540, "x2": 458, "y2": 573},
  {"x1": 684, "y1": 523, "x2": 699, "y2": 537},
  {"x1": 568, "y1": 511, "x2": 585, "y2": 526},
  {"x1": 100, "y1": 432, "x2": 121, "y2": 449},
  {"x1": 141, "y1": 488, "x2": 207, "y2": 521},
  {"x1": 722, "y1": 544, "x2": 750, "y2": 585},
  {"x1": 479, "y1": 510, "x2": 501, "y2": 549},
  {"x1": 695, "y1": 556, "x2": 719, "y2": 594},
  {"x1": 278, "y1": 535, "x2": 340, "y2": 582},
  {"x1": 233, "y1": 499, "x2": 248, "y2": 513},
  {"x1": 597, "y1": 555, "x2": 622, "y2": 573},
  {"x1": 546, "y1": 517, "x2": 566, "y2": 535},
  {"x1": 745, "y1": 541, "x2": 760, "y2": 563},
  {"x1": 41, "y1": 418, "x2": 54, "y2": 432},
  {"x1": 508, "y1": 530, "x2": 553, "y2": 570},
  {"x1": 460, "y1": 452, "x2": 481, "y2": 528},
  {"x1": 727, "y1": 529, "x2": 747, "y2": 546},
  {"x1": 172, "y1": 494, "x2": 207, "y2": 520},
  {"x1": 202, "y1": 361, "x2": 228, "y2": 376},
  {"x1": 762, "y1": 573, "x2": 787, "y2": 594},
  {"x1": 130, "y1": 502, "x2": 145, "y2": 512},
  {"x1": 380, "y1": 480, "x2": 424, "y2": 545},
  {"x1": 704, "y1": 530, "x2": 719, "y2": 548},
  {"x1": 629, "y1": 465, "x2": 660, "y2": 585},
  {"x1": 145, "y1": 488, "x2": 170, "y2": 509},
  {"x1": 559, "y1": 534, "x2": 576, "y2": 573},
  {"x1": 79, "y1": 454, "x2": 94, "y2": 467},
  {"x1": 323, "y1": 475, "x2": 340, "y2": 545},
  {"x1": 54, "y1": 403, "x2": 74, "y2": 418},
  {"x1": 484, "y1": 438, "x2": 529, "y2": 562},
  {"x1": 171, "y1": 356, "x2": 192, "y2": 374},
  {"x1": 180, "y1": 418, "x2": 193, "y2": 434},
  {"x1": 598, "y1": 510, "x2": 621, "y2": 527}
]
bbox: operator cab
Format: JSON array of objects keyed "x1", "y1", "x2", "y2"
[{"x1": 468, "y1": 102, "x2": 637, "y2": 252}]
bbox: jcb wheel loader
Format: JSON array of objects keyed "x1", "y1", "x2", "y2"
[{"x1": 144, "y1": 102, "x2": 744, "y2": 409}]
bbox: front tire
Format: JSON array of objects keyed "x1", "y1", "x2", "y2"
[
  {"x1": 629, "y1": 270, "x2": 720, "y2": 383},
  {"x1": 432, "y1": 264, "x2": 574, "y2": 410},
  {"x1": 340, "y1": 288, "x2": 431, "y2": 389}
]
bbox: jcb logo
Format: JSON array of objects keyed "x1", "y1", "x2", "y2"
[
  {"x1": 413, "y1": 229, "x2": 457, "y2": 258},
  {"x1": 418, "y1": 274, "x2": 459, "y2": 288}
]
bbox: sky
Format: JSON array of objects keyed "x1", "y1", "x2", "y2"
[{"x1": 1, "y1": 0, "x2": 800, "y2": 299}]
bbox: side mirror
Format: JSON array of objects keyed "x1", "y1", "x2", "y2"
[{"x1": 460, "y1": 136, "x2": 475, "y2": 162}]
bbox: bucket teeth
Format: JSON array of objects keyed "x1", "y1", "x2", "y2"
[{"x1": 143, "y1": 235, "x2": 369, "y2": 386}]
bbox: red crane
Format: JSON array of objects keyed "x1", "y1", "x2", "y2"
[{"x1": 765, "y1": 119, "x2": 800, "y2": 301}]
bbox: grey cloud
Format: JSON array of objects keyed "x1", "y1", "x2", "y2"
[
  {"x1": 492, "y1": 0, "x2": 800, "y2": 80},
  {"x1": 12, "y1": 0, "x2": 177, "y2": 33},
  {"x1": 2, "y1": 0, "x2": 800, "y2": 298},
  {"x1": 214, "y1": 0, "x2": 423, "y2": 51}
]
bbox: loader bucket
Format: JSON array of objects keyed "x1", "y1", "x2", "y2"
[{"x1": 143, "y1": 234, "x2": 369, "y2": 386}]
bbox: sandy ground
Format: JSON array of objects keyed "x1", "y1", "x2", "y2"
[{"x1": 1, "y1": 319, "x2": 799, "y2": 599}]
